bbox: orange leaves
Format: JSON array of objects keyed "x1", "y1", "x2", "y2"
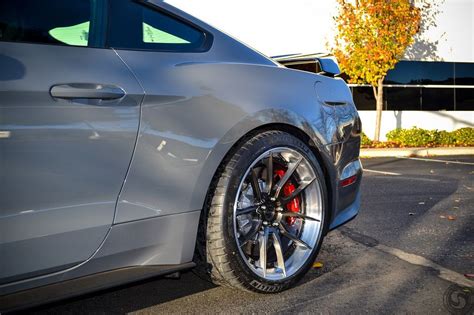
[
  {"x1": 331, "y1": 0, "x2": 421, "y2": 87},
  {"x1": 312, "y1": 262, "x2": 324, "y2": 268}
]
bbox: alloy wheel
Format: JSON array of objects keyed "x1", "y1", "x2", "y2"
[{"x1": 233, "y1": 147, "x2": 324, "y2": 281}]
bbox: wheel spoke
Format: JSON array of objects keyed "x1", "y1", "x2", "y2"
[
  {"x1": 281, "y1": 212, "x2": 320, "y2": 222},
  {"x1": 236, "y1": 205, "x2": 258, "y2": 215},
  {"x1": 250, "y1": 169, "x2": 263, "y2": 202},
  {"x1": 271, "y1": 231, "x2": 287, "y2": 277},
  {"x1": 279, "y1": 223, "x2": 312, "y2": 250},
  {"x1": 239, "y1": 221, "x2": 262, "y2": 247},
  {"x1": 259, "y1": 227, "x2": 269, "y2": 277},
  {"x1": 265, "y1": 153, "x2": 273, "y2": 194},
  {"x1": 273, "y1": 156, "x2": 303, "y2": 198},
  {"x1": 281, "y1": 177, "x2": 316, "y2": 204},
  {"x1": 234, "y1": 147, "x2": 323, "y2": 280}
]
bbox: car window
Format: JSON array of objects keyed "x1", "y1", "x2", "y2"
[
  {"x1": 0, "y1": 0, "x2": 101, "y2": 47},
  {"x1": 142, "y1": 23, "x2": 189, "y2": 44},
  {"x1": 109, "y1": 1, "x2": 208, "y2": 52}
]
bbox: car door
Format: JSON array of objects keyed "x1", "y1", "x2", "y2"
[{"x1": 0, "y1": 0, "x2": 143, "y2": 284}]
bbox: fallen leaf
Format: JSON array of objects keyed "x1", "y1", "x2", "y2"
[
  {"x1": 447, "y1": 215, "x2": 456, "y2": 221},
  {"x1": 313, "y1": 262, "x2": 323, "y2": 268}
]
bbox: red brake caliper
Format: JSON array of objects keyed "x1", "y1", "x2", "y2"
[{"x1": 274, "y1": 169, "x2": 300, "y2": 225}]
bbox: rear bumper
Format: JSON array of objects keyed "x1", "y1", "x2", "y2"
[
  {"x1": 323, "y1": 133, "x2": 362, "y2": 231},
  {"x1": 329, "y1": 190, "x2": 361, "y2": 231}
]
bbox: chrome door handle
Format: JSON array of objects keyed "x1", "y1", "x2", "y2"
[{"x1": 50, "y1": 83, "x2": 125, "y2": 100}]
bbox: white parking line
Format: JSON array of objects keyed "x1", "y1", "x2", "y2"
[
  {"x1": 376, "y1": 244, "x2": 473, "y2": 288},
  {"x1": 364, "y1": 169, "x2": 401, "y2": 176},
  {"x1": 398, "y1": 156, "x2": 474, "y2": 166},
  {"x1": 342, "y1": 229, "x2": 473, "y2": 288}
]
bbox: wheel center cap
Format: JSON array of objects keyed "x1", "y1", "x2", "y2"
[
  {"x1": 263, "y1": 209, "x2": 275, "y2": 221},
  {"x1": 261, "y1": 200, "x2": 277, "y2": 221}
]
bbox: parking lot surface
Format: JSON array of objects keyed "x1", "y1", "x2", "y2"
[{"x1": 29, "y1": 156, "x2": 474, "y2": 314}]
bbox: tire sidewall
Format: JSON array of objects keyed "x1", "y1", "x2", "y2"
[{"x1": 218, "y1": 131, "x2": 328, "y2": 293}]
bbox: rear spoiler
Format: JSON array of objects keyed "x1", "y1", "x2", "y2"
[{"x1": 272, "y1": 53, "x2": 341, "y2": 77}]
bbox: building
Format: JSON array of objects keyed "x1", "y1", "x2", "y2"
[{"x1": 165, "y1": 0, "x2": 474, "y2": 140}]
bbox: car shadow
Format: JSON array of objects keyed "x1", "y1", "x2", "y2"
[{"x1": 27, "y1": 271, "x2": 217, "y2": 314}]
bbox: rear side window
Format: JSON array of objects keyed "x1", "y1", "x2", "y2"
[
  {"x1": 108, "y1": 1, "x2": 209, "y2": 52},
  {"x1": 0, "y1": 0, "x2": 102, "y2": 47}
]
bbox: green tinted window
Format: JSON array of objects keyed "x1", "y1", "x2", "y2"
[
  {"x1": 108, "y1": 1, "x2": 207, "y2": 52},
  {"x1": 49, "y1": 21, "x2": 90, "y2": 46},
  {"x1": 143, "y1": 23, "x2": 190, "y2": 44}
]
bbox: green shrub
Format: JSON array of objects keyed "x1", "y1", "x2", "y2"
[
  {"x1": 385, "y1": 128, "x2": 402, "y2": 142},
  {"x1": 437, "y1": 130, "x2": 456, "y2": 146},
  {"x1": 383, "y1": 127, "x2": 473, "y2": 147},
  {"x1": 451, "y1": 127, "x2": 474, "y2": 146},
  {"x1": 386, "y1": 127, "x2": 437, "y2": 147},
  {"x1": 361, "y1": 132, "x2": 372, "y2": 146}
]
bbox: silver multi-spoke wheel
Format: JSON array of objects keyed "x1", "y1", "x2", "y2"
[
  {"x1": 204, "y1": 131, "x2": 327, "y2": 293},
  {"x1": 233, "y1": 147, "x2": 323, "y2": 280}
]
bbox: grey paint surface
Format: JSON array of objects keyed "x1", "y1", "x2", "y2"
[
  {"x1": 0, "y1": 43, "x2": 143, "y2": 283},
  {"x1": 0, "y1": 0, "x2": 362, "y2": 304},
  {"x1": 113, "y1": 55, "x2": 352, "y2": 223}
]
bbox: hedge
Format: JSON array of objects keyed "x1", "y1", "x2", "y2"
[{"x1": 361, "y1": 127, "x2": 474, "y2": 148}]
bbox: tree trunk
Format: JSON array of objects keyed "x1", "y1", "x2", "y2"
[{"x1": 373, "y1": 77, "x2": 384, "y2": 142}]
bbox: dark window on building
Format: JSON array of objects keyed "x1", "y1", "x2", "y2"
[
  {"x1": 0, "y1": 0, "x2": 95, "y2": 47},
  {"x1": 385, "y1": 61, "x2": 454, "y2": 85},
  {"x1": 455, "y1": 63, "x2": 474, "y2": 85},
  {"x1": 108, "y1": 1, "x2": 208, "y2": 52},
  {"x1": 455, "y1": 88, "x2": 474, "y2": 111},
  {"x1": 349, "y1": 61, "x2": 474, "y2": 111},
  {"x1": 421, "y1": 88, "x2": 455, "y2": 111},
  {"x1": 385, "y1": 87, "x2": 421, "y2": 110},
  {"x1": 351, "y1": 87, "x2": 376, "y2": 110}
]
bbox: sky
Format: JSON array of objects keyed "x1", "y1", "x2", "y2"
[{"x1": 165, "y1": 0, "x2": 473, "y2": 62}]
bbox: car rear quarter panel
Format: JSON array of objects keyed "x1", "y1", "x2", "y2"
[
  {"x1": 115, "y1": 57, "x2": 355, "y2": 225},
  {"x1": 114, "y1": 0, "x2": 360, "y2": 225}
]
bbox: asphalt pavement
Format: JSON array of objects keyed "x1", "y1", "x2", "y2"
[
  {"x1": 355, "y1": 155, "x2": 473, "y2": 275},
  {"x1": 27, "y1": 155, "x2": 474, "y2": 314}
]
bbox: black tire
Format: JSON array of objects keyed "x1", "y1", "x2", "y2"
[{"x1": 203, "y1": 130, "x2": 328, "y2": 293}]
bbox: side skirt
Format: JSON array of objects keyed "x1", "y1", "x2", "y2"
[{"x1": 0, "y1": 262, "x2": 195, "y2": 313}]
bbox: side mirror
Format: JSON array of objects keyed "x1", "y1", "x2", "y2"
[{"x1": 316, "y1": 57, "x2": 341, "y2": 77}]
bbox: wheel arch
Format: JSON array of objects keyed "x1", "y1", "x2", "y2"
[
  {"x1": 193, "y1": 123, "x2": 336, "y2": 266},
  {"x1": 235, "y1": 123, "x2": 335, "y2": 226}
]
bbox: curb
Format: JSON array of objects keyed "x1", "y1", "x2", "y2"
[{"x1": 360, "y1": 147, "x2": 474, "y2": 157}]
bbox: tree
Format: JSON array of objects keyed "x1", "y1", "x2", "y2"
[{"x1": 331, "y1": 0, "x2": 421, "y2": 141}]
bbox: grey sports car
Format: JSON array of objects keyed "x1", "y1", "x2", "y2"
[{"x1": 0, "y1": 0, "x2": 362, "y2": 310}]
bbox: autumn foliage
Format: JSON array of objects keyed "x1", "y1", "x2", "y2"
[{"x1": 332, "y1": 0, "x2": 421, "y2": 140}]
